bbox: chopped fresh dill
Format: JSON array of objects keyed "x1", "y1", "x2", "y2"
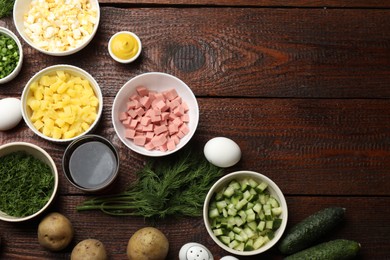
[
  {"x1": 77, "y1": 149, "x2": 223, "y2": 219},
  {"x1": 0, "y1": 151, "x2": 55, "y2": 217},
  {"x1": 0, "y1": 0, "x2": 15, "y2": 18}
]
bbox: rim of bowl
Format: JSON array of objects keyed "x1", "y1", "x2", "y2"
[
  {"x1": 13, "y1": 0, "x2": 100, "y2": 56},
  {"x1": 203, "y1": 170, "x2": 288, "y2": 256},
  {"x1": 62, "y1": 134, "x2": 120, "y2": 192},
  {"x1": 20, "y1": 64, "x2": 103, "y2": 143},
  {"x1": 0, "y1": 142, "x2": 59, "y2": 222},
  {"x1": 112, "y1": 72, "x2": 199, "y2": 157},
  {"x1": 108, "y1": 31, "x2": 142, "y2": 63},
  {"x1": 0, "y1": 27, "x2": 23, "y2": 84}
]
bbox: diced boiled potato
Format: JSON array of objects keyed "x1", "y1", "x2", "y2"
[{"x1": 27, "y1": 70, "x2": 99, "y2": 139}]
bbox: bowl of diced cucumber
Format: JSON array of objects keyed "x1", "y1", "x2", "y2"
[
  {"x1": 203, "y1": 170, "x2": 288, "y2": 256},
  {"x1": 0, "y1": 27, "x2": 23, "y2": 84},
  {"x1": 21, "y1": 64, "x2": 103, "y2": 143}
]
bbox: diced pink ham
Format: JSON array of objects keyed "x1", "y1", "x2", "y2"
[
  {"x1": 119, "y1": 112, "x2": 128, "y2": 121},
  {"x1": 167, "y1": 139, "x2": 176, "y2": 151},
  {"x1": 134, "y1": 135, "x2": 147, "y2": 146},
  {"x1": 120, "y1": 86, "x2": 191, "y2": 152},
  {"x1": 164, "y1": 88, "x2": 178, "y2": 100},
  {"x1": 125, "y1": 129, "x2": 136, "y2": 139},
  {"x1": 136, "y1": 86, "x2": 149, "y2": 97},
  {"x1": 154, "y1": 125, "x2": 168, "y2": 135}
]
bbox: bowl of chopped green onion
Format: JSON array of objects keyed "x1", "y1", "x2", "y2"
[
  {"x1": 0, "y1": 142, "x2": 58, "y2": 222},
  {"x1": 203, "y1": 170, "x2": 288, "y2": 256},
  {"x1": 0, "y1": 27, "x2": 23, "y2": 84}
]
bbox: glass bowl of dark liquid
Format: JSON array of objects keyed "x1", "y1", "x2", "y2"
[{"x1": 62, "y1": 135, "x2": 119, "y2": 192}]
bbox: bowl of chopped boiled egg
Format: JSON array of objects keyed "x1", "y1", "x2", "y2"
[
  {"x1": 21, "y1": 64, "x2": 103, "y2": 143},
  {"x1": 203, "y1": 170, "x2": 288, "y2": 256},
  {"x1": 13, "y1": 0, "x2": 100, "y2": 56},
  {"x1": 112, "y1": 72, "x2": 199, "y2": 157}
]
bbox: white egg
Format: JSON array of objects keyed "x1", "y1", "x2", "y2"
[
  {"x1": 220, "y1": 256, "x2": 239, "y2": 260},
  {"x1": 204, "y1": 137, "x2": 241, "y2": 168},
  {"x1": 0, "y1": 98, "x2": 22, "y2": 131}
]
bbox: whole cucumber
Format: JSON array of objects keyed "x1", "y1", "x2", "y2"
[
  {"x1": 284, "y1": 239, "x2": 360, "y2": 260},
  {"x1": 278, "y1": 207, "x2": 345, "y2": 254}
]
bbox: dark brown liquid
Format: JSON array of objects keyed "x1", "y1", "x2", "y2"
[{"x1": 69, "y1": 141, "x2": 117, "y2": 189}]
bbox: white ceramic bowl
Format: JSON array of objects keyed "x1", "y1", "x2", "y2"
[
  {"x1": 203, "y1": 171, "x2": 288, "y2": 256},
  {"x1": 0, "y1": 27, "x2": 23, "y2": 84},
  {"x1": 13, "y1": 0, "x2": 100, "y2": 56},
  {"x1": 112, "y1": 72, "x2": 199, "y2": 157},
  {"x1": 0, "y1": 142, "x2": 59, "y2": 222},
  {"x1": 21, "y1": 64, "x2": 103, "y2": 143},
  {"x1": 108, "y1": 31, "x2": 142, "y2": 63}
]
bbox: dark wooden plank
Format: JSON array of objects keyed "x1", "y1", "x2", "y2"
[
  {"x1": 0, "y1": 196, "x2": 389, "y2": 259},
  {"x1": 1, "y1": 7, "x2": 390, "y2": 98},
  {"x1": 99, "y1": 0, "x2": 390, "y2": 8},
  {"x1": 1, "y1": 97, "x2": 390, "y2": 196}
]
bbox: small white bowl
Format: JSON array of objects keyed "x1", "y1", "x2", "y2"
[
  {"x1": 13, "y1": 0, "x2": 100, "y2": 56},
  {"x1": 0, "y1": 142, "x2": 58, "y2": 222},
  {"x1": 21, "y1": 64, "x2": 103, "y2": 143},
  {"x1": 0, "y1": 27, "x2": 23, "y2": 84},
  {"x1": 112, "y1": 72, "x2": 199, "y2": 157},
  {"x1": 203, "y1": 171, "x2": 288, "y2": 256},
  {"x1": 108, "y1": 31, "x2": 142, "y2": 63}
]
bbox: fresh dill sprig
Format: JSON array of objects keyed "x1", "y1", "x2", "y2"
[
  {"x1": 0, "y1": 0, "x2": 15, "y2": 18},
  {"x1": 77, "y1": 149, "x2": 223, "y2": 219}
]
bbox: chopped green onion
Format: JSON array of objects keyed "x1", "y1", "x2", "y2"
[{"x1": 0, "y1": 33, "x2": 19, "y2": 79}]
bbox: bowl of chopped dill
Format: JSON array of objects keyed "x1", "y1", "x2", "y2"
[{"x1": 0, "y1": 142, "x2": 58, "y2": 222}]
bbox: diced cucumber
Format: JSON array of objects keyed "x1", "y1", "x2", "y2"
[
  {"x1": 223, "y1": 186, "x2": 236, "y2": 198},
  {"x1": 220, "y1": 235, "x2": 231, "y2": 245},
  {"x1": 216, "y1": 200, "x2": 227, "y2": 210},
  {"x1": 235, "y1": 242, "x2": 245, "y2": 251},
  {"x1": 213, "y1": 228, "x2": 224, "y2": 236},
  {"x1": 247, "y1": 221, "x2": 257, "y2": 231},
  {"x1": 209, "y1": 208, "x2": 219, "y2": 218},
  {"x1": 256, "y1": 182, "x2": 268, "y2": 192},
  {"x1": 244, "y1": 239, "x2": 254, "y2": 251},
  {"x1": 235, "y1": 198, "x2": 248, "y2": 210},
  {"x1": 248, "y1": 178, "x2": 258, "y2": 188},
  {"x1": 253, "y1": 236, "x2": 266, "y2": 249},
  {"x1": 257, "y1": 220, "x2": 266, "y2": 231},
  {"x1": 208, "y1": 177, "x2": 283, "y2": 252}
]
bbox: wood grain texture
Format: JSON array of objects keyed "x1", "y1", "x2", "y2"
[
  {"x1": 1, "y1": 2, "x2": 390, "y2": 259},
  {"x1": 1, "y1": 7, "x2": 390, "y2": 98},
  {"x1": 2, "y1": 97, "x2": 390, "y2": 196},
  {"x1": 0, "y1": 196, "x2": 389, "y2": 259},
  {"x1": 98, "y1": 0, "x2": 390, "y2": 8}
]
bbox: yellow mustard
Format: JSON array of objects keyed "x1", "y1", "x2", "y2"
[{"x1": 110, "y1": 33, "x2": 139, "y2": 60}]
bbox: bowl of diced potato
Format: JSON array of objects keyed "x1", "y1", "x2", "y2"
[
  {"x1": 21, "y1": 64, "x2": 103, "y2": 143},
  {"x1": 13, "y1": 0, "x2": 100, "y2": 56}
]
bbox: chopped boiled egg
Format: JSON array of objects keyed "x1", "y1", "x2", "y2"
[{"x1": 23, "y1": 0, "x2": 98, "y2": 52}]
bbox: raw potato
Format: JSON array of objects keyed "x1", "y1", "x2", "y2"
[
  {"x1": 37, "y1": 212, "x2": 74, "y2": 251},
  {"x1": 71, "y1": 239, "x2": 107, "y2": 260},
  {"x1": 127, "y1": 227, "x2": 169, "y2": 260}
]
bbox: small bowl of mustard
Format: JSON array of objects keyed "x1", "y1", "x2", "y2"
[{"x1": 108, "y1": 31, "x2": 142, "y2": 64}]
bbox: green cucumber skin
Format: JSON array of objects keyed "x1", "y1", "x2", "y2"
[
  {"x1": 284, "y1": 239, "x2": 360, "y2": 260},
  {"x1": 278, "y1": 207, "x2": 345, "y2": 255}
]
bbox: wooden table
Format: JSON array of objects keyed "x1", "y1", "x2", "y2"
[{"x1": 1, "y1": 1, "x2": 390, "y2": 259}]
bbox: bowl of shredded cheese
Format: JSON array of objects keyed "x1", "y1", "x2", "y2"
[
  {"x1": 13, "y1": 0, "x2": 100, "y2": 56},
  {"x1": 21, "y1": 64, "x2": 103, "y2": 143}
]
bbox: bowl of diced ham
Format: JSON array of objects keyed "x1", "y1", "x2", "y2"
[{"x1": 112, "y1": 72, "x2": 199, "y2": 157}]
